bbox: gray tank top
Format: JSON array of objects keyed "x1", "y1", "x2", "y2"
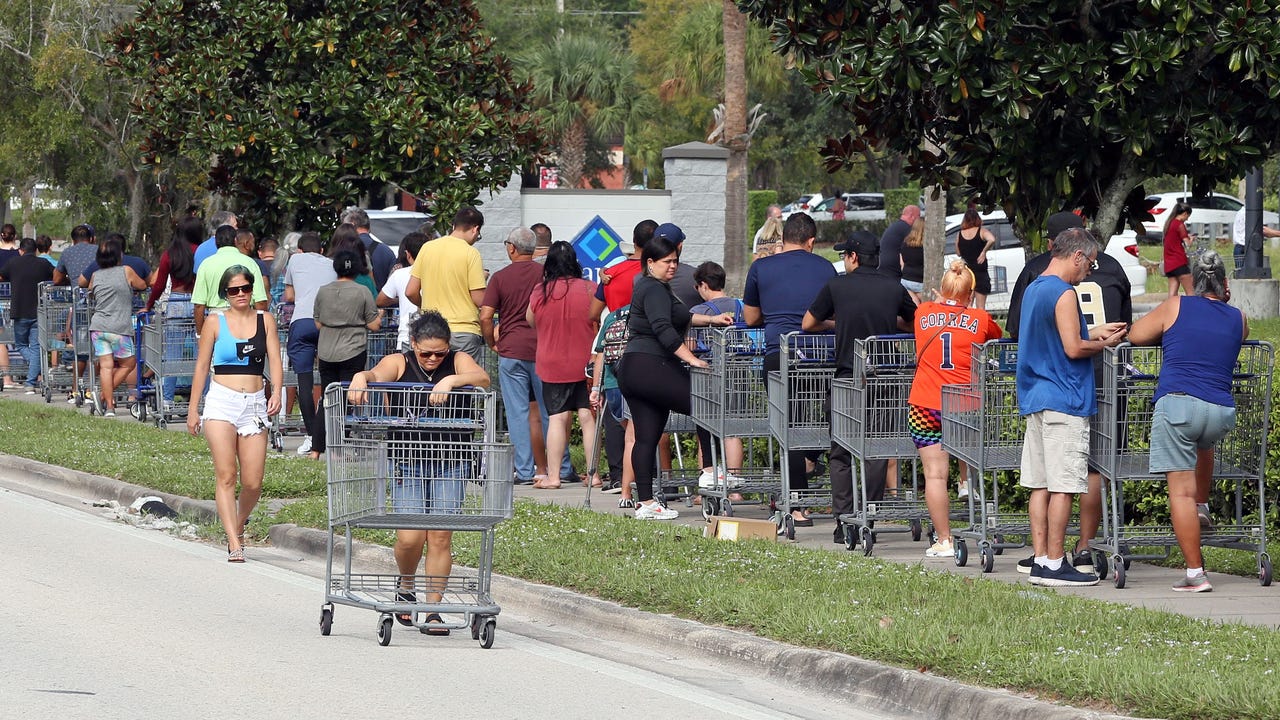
[{"x1": 89, "y1": 266, "x2": 134, "y2": 335}]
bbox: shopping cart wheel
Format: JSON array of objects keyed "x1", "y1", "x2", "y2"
[
  {"x1": 910, "y1": 520, "x2": 922, "y2": 542},
  {"x1": 479, "y1": 618, "x2": 497, "y2": 649},
  {"x1": 860, "y1": 526, "x2": 875, "y2": 557},
  {"x1": 320, "y1": 606, "x2": 333, "y2": 636},
  {"x1": 720, "y1": 498, "x2": 734, "y2": 518},
  {"x1": 1092, "y1": 551, "x2": 1109, "y2": 581},
  {"x1": 843, "y1": 524, "x2": 858, "y2": 551},
  {"x1": 1112, "y1": 556, "x2": 1126, "y2": 589},
  {"x1": 954, "y1": 539, "x2": 969, "y2": 567},
  {"x1": 701, "y1": 497, "x2": 718, "y2": 520},
  {"x1": 979, "y1": 544, "x2": 995, "y2": 573},
  {"x1": 132, "y1": 401, "x2": 145, "y2": 422},
  {"x1": 43, "y1": 386, "x2": 51, "y2": 403},
  {"x1": 1259, "y1": 554, "x2": 1273, "y2": 587},
  {"x1": 992, "y1": 534, "x2": 1005, "y2": 555},
  {"x1": 377, "y1": 615, "x2": 393, "y2": 646},
  {"x1": 780, "y1": 513, "x2": 795, "y2": 540}
]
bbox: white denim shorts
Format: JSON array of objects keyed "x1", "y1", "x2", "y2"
[{"x1": 202, "y1": 381, "x2": 268, "y2": 436}]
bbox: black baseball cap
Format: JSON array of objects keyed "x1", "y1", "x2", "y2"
[
  {"x1": 833, "y1": 230, "x2": 879, "y2": 256},
  {"x1": 1046, "y1": 211, "x2": 1084, "y2": 241}
]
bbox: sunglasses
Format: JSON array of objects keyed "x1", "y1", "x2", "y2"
[
  {"x1": 225, "y1": 284, "x2": 254, "y2": 296},
  {"x1": 415, "y1": 349, "x2": 449, "y2": 360}
]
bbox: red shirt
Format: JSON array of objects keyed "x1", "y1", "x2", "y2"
[
  {"x1": 528, "y1": 278, "x2": 597, "y2": 383},
  {"x1": 1163, "y1": 217, "x2": 1190, "y2": 271},
  {"x1": 601, "y1": 259, "x2": 641, "y2": 311},
  {"x1": 908, "y1": 300, "x2": 1002, "y2": 410}
]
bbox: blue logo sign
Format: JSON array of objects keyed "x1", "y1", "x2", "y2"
[{"x1": 570, "y1": 215, "x2": 625, "y2": 283}]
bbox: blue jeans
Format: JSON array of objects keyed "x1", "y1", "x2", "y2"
[
  {"x1": 498, "y1": 356, "x2": 572, "y2": 480},
  {"x1": 13, "y1": 318, "x2": 40, "y2": 385}
]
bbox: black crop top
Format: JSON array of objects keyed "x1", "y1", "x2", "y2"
[{"x1": 212, "y1": 312, "x2": 268, "y2": 376}]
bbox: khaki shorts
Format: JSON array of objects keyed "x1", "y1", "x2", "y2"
[{"x1": 1020, "y1": 410, "x2": 1090, "y2": 494}]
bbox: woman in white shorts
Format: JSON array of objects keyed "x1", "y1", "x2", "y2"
[{"x1": 187, "y1": 265, "x2": 283, "y2": 562}]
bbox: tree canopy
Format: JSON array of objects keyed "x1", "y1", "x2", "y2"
[
  {"x1": 738, "y1": 0, "x2": 1280, "y2": 247},
  {"x1": 113, "y1": 0, "x2": 542, "y2": 231}
]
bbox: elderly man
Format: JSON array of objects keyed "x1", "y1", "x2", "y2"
[
  {"x1": 878, "y1": 205, "x2": 921, "y2": 280},
  {"x1": 192, "y1": 210, "x2": 239, "y2": 273},
  {"x1": 481, "y1": 227, "x2": 573, "y2": 485},
  {"x1": 1016, "y1": 227, "x2": 1127, "y2": 587}
]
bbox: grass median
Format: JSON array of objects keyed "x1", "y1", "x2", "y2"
[{"x1": 4, "y1": 398, "x2": 1279, "y2": 719}]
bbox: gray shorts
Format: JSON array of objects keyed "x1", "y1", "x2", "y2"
[
  {"x1": 1020, "y1": 410, "x2": 1090, "y2": 494},
  {"x1": 1149, "y1": 394, "x2": 1236, "y2": 473}
]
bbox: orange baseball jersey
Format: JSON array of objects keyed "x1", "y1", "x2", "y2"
[{"x1": 908, "y1": 300, "x2": 1003, "y2": 409}]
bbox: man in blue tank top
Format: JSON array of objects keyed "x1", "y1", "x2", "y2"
[{"x1": 1017, "y1": 227, "x2": 1128, "y2": 587}]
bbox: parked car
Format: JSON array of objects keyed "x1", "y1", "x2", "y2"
[
  {"x1": 835, "y1": 210, "x2": 1146, "y2": 313},
  {"x1": 366, "y1": 208, "x2": 433, "y2": 256},
  {"x1": 781, "y1": 192, "x2": 823, "y2": 217},
  {"x1": 1141, "y1": 192, "x2": 1279, "y2": 242},
  {"x1": 804, "y1": 192, "x2": 886, "y2": 222}
]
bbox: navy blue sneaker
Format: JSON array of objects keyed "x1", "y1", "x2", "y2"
[
  {"x1": 1028, "y1": 562, "x2": 1044, "y2": 586},
  {"x1": 1038, "y1": 561, "x2": 1099, "y2": 587}
]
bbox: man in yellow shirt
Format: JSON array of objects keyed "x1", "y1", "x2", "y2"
[{"x1": 406, "y1": 206, "x2": 487, "y2": 358}]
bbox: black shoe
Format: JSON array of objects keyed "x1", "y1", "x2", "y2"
[
  {"x1": 1017, "y1": 555, "x2": 1034, "y2": 574},
  {"x1": 1072, "y1": 550, "x2": 1096, "y2": 576},
  {"x1": 833, "y1": 522, "x2": 845, "y2": 545},
  {"x1": 513, "y1": 477, "x2": 535, "y2": 485}
]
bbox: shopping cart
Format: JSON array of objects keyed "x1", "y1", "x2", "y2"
[
  {"x1": 0, "y1": 282, "x2": 25, "y2": 388},
  {"x1": 36, "y1": 283, "x2": 84, "y2": 403},
  {"x1": 364, "y1": 308, "x2": 401, "y2": 370},
  {"x1": 83, "y1": 289, "x2": 147, "y2": 417},
  {"x1": 832, "y1": 334, "x2": 940, "y2": 554},
  {"x1": 940, "y1": 339, "x2": 1028, "y2": 572},
  {"x1": 139, "y1": 311, "x2": 200, "y2": 428},
  {"x1": 1090, "y1": 341, "x2": 1273, "y2": 588},
  {"x1": 320, "y1": 381, "x2": 512, "y2": 647},
  {"x1": 766, "y1": 332, "x2": 836, "y2": 537},
  {"x1": 689, "y1": 325, "x2": 778, "y2": 519}
]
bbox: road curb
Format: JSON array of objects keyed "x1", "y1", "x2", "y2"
[
  {"x1": 267, "y1": 523, "x2": 1127, "y2": 720},
  {"x1": 5, "y1": 454, "x2": 218, "y2": 521}
]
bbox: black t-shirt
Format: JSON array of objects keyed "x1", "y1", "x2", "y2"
[
  {"x1": 1006, "y1": 251, "x2": 1132, "y2": 338},
  {"x1": 1, "y1": 254, "x2": 55, "y2": 319},
  {"x1": 806, "y1": 266, "x2": 917, "y2": 377},
  {"x1": 878, "y1": 220, "x2": 911, "y2": 279}
]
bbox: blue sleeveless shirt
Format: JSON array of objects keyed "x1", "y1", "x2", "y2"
[
  {"x1": 1016, "y1": 275, "x2": 1096, "y2": 417},
  {"x1": 1154, "y1": 296, "x2": 1243, "y2": 407}
]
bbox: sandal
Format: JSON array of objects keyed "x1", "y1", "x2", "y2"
[
  {"x1": 227, "y1": 547, "x2": 245, "y2": 563},
  {"x1": 422, "y1": 612, "x2": 450, "y2": 636},
  {"x1": 395, "y1": 590, "x2": 417, "y2": 627}
]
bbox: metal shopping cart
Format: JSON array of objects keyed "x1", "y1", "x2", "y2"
[
  {"x1": 83, "y1": 289, "x2": 147, "y2": 417},
  {"x1": 1090, "y1": 342, "x2": 1273, "y2": 588},
  {"x1": 941, "y1": 339, "x2": 1029, "y2": 572},
  {"x1": 831, "y1": 335, "x2": 941, "y2": 554},
  {"x1": 0, "y1": 282, "x2": 26, "y2": 388},
  {"x1": 689, "y1": 325, "x2": 778, "y2": 519},
  {"x1": 139, "y1": 311, "x2": 200, "y2": 428},
  {"x1": 766, "y1": 332, "x2": 836, "y2": 537},
  {"x1": 36, "y1": 283, "x2": 84, "y2": 403},
  {"x1": 320, "y1": 382, "x2": 512, "y2": 647}
]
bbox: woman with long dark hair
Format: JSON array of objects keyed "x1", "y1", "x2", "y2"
[
  {"x1": 1163, "y1": 201, "x2": 1195, "y2": 297},
  {"x1": 145, "y1": 216, "x2": 202, "y2": 312},
  {"x1": 186, "y1": 265, "x2": 283, "y2": 561},
  {"x1": 526, "y1": 241, "x2": 599, "y2": 489},
  {"x1": 955, "y1": 209, "x2": 997, "y2": 310}
]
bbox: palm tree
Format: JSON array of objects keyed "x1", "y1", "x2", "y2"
[
  {"x1": 722, "y1": 1, "x2": 748, "y2": 292},
  {"x1": 523, "y1": 34, "x2": 642, "y2": 189}
]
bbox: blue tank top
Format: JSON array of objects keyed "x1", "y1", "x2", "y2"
[
  {"x1": 1154, "y1": 296, "x2": 1243, "y2": 407},
  {"x1": 212, "y1": 311, "x2": 267, "y2": 376},
  {"x1": 1016, "y1": 275, "x2": 1096, "y2": 417}
]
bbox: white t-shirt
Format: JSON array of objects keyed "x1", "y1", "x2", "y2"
[
  {"x1": 1233, "y1": 208, "x2": 1247, "y2": 247},
  {"x1": 379, "y1": 266, "x2": 419, "y2": 348}
]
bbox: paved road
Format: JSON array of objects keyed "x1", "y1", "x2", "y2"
[{"x1": 0, "y1": 484, "x2": 898, "y2": 720}]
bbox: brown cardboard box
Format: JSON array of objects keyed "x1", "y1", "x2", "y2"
[{"x1": 704, "y1": 516, "x2": 778, "y2": 542}]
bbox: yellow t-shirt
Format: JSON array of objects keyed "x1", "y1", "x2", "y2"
[{"x1": 409, "y1": 234, "x2": 486, "y2": 335}]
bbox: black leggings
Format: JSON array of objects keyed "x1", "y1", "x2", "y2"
[
  {"x1": 617, "y1": 352, "x2": 714, "y2": 503},
  {"x1": 313, "y1": 352, "x2": 366, "y2": 454}
]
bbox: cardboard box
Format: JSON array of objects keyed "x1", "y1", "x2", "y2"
[{"x1": 704, "y1": 516, "x2": 778, "y2": 542}]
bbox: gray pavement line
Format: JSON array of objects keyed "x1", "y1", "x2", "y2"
[
  {"x1": 4, "y1": 452, "x2": 1129, "y2": 720},
  {"x1": 268, "y1": 524, "x2": 1129, "y2": 720}
]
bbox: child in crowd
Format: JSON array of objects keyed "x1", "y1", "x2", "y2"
[{"x1": 590, "y1": 306, "x2": 635, "y2": 508}]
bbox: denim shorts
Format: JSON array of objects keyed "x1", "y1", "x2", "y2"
[
  {"x1": 389, "y1": 459, "x2": 467, "y2": 514},
  {"x1": 1149, "y1": 394, "x2": 1236, "y2": 473},
  {"x1": 603, "y1": 387, "x2": 630, "y2": 423}
]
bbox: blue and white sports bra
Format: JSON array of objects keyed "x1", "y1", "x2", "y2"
[{"x1": 212, "y1": 311, "x2": 267, "y2": 376}]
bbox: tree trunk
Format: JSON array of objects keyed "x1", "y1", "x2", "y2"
[
  {"x1": 126, "y1": 166, "x2": 147, "y2": 254},
  {"x1": 722, "y1": 0, "x2": 748, "y2": 294},
  {"x1": 559, "y1": 119, "x2": 587, "y2": 189},
  {"x1": 1092, "y1": 153, "x2": 1140, "y2": 248},
  {"x1": 923, "y1": 184, "x2": 946, "y2": 299}
]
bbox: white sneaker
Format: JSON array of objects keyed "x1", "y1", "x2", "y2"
[
  {"x1": 697, "y1": 469, "x2": 745, "y2": 489},
  {"x1": 956, "y1": 481, "x2": 969, "y2": 499},
  {"x1": 296, "y1": 436, "x2": 313, "y2": 455},
  {"x1": 634, "y1": 501, "x2": 679, "y2": 520},
  {"x1": 697, "y1": 470, "x2": 717, "y2": 489},
  {"x1": 924, "y1": 539, "x2": 954, "y2": 558}
]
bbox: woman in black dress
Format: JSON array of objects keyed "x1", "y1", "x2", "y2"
[{"x1": 956, "y1": 209, "x2": 997, "y2": 310}]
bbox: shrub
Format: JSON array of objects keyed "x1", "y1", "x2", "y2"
[{"x1": 883, "y1": 187, "x2": 921, "y2": 222}]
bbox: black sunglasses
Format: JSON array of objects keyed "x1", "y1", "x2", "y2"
[
  {"x1": 415, "y1": 349, "x2": 449, "y2": 360},
  {"x1": 225, "y1": 284, "x2": 253, "y2": 296}
]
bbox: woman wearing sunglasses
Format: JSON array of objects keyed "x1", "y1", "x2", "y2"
[
  {"x1": 186, "y1": 265, "x2": 284, "y2": 562},
  {"x1": 347, "y1": 310, "x2": 490, "y2": 632},
  {"x1": 308, "y1": 250, "x2": 382, "y2": 459}
]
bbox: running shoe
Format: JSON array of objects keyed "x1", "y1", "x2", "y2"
[
  {"x1": 602, "y1": 480, "x2": 623, "y2": 494},
  {"x1": 634, "y1": 501, "x2": 678, "y2": 520},
  {"x1": 1173, "y1": 574, "x2": 1213, "y2": 593},
  {"x1": 924, "y1": 539, "x2": 954, "y2": 559},
  {"x1": 102, "y1": 410, "x2": 116, "y2": 418},
  {"x1": 956, "y1": 481, "x2": 969, "y2": 499},
  {"x1": 1017, "y1": 555, "x2": 1034, "y2": 574},
  {"x1": 296, "y1": 436, "x2": 313, "y2": 455},
  {"x1": 1037, "y1": 561, "x2": 1099, "y2": 587},
  {"x1": 618, "y1": 498, "x2": 635, "y2": 509},
  {"x1": 1196, "y1": 503, "x2": 1212, "y2": 529},
  {"x1": 697, "y1": 469, "x2": 744, "y2": 489},
  {"x1": 1072, "y1": 550, "x2": 1096, "y2": 576},
  {"x1": 1028, "y1": 563, "x2": 1044, "y2": 586}
]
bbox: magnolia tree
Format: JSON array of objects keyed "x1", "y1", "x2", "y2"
[
  {"x1": 738, "y1": 1, "x2": 1280, "y2": 249},
  {"x1": 113, "y1": 0, "x2": 542, "y2": 231}
]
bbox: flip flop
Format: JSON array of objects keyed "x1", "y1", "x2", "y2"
[
  {"x1": 422, "y1": 613, "x2": 450, "y2": 636},
  {"x1": 395, "y1": 591, "x2": 416, "y2": 627}
]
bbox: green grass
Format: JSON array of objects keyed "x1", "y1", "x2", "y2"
[{"x1": 7, "y1": 398, "x2": 1280, "y2": 718}]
